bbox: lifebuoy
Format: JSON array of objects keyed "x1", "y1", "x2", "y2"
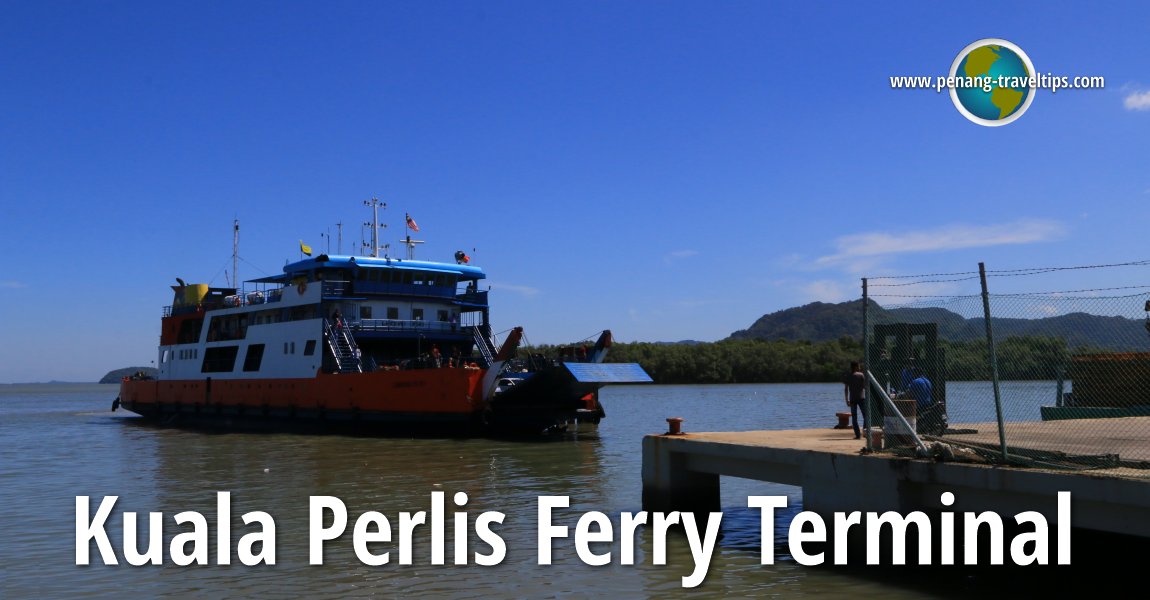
[{"x1": 297, "y1": 281, "x2": 307, "y2": 295}]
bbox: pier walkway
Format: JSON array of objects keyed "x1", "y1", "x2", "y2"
[{"x1": 641, "y1": 422, "x2": 1150, "y2": 539}]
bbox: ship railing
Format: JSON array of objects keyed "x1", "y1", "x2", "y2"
[
  {"x1": 366, "y1": 354, "x2": 483, "y2": 371},
  {"x1": 471, "y1": 326, "x2": 495, "y2": 366},
  {"x1": 456, "y1": 290, "x2": 489, "y2": 305},
  {"x1": 323, "y1": 317, "x2": 363, "y2": 373},
  {"x1": 351, "y1": 319, "x2": 465, "y2": 335},
  {"x1": 165, "y1": 304, "x2": 206, "y2": 317},
  {"x1": 334, "y1": 280, "x2": 456, "y2": 299}
]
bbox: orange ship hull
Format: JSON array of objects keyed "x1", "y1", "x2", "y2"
[{"x1": 120, "y1": 368, "x2": 491, "y2": 432}]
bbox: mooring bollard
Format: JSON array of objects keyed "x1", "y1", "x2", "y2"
[
  {"x1": 666, "y1": 417, "x2": 685, "y2": 435},
  {"x1": 834, "y1": 412, "x2": 851, "y2": 429}
]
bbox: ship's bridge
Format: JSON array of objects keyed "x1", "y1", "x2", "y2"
[
  {"x1": 248, "y1": 254, "x2": 487, "y2": 303},
  {"x1": 248, "y1": 254, "x2": 493, "y2": 356}
]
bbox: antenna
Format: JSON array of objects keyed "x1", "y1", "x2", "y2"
[
  {"x1": 363, "y1": 198, "x2": 387, "y2": 257},
  {"x1": 232, "y1": 219, "x2": 240, "y2": 291},
  {"x1": 401, "y1": 234, "x2": 424, "y2": 259},
  {"x1": 336, "y1": 221, "x2": 343, "y2": 254}
]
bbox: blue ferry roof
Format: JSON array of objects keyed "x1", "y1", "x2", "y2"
[{"x1": 248, "y1": 254, "x2": 486, "y2": 284}]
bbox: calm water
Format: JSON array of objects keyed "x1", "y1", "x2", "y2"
[{"x1": 0, "y1": 382, "x2": 1078, "y2": 598}]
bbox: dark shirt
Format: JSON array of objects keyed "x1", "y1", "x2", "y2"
[
  {"x1": 908, "y1": 376, "x2": 933, "y2": 411},
  {"x1": 900, "y1": 367, "x2": 915, "y2": 391},
  {"x1": 844, "y1": 371, "x2": 866, "y2": 404}
]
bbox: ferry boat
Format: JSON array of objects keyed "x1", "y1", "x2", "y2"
[{"x1": 117, "y1": 208, "x2": 651, "y2": 435}]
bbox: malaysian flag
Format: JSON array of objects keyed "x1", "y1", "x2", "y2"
[{"x1": 406, "y1": 213, "x2": 420, "y2": 232}]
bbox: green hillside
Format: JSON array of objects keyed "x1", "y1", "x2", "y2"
[{"x1": 728, "y1": 299, "x2": 1149, "y2": 351}]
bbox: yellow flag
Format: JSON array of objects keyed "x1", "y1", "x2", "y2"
[{"x1": 300, "y1": 240, "x2": 312, "y2": 256}]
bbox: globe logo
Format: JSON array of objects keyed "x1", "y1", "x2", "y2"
[{"x1": 950, "y1": 39, "x2": 1036, "y2": 126}]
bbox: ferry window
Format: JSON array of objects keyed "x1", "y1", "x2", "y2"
[
  {"x1": 291, "y1": 341, "x2": 296, "y2": 354},
  {"x1": 243, "y1": 344, "x2": 265, "y2": 372},
  {"x1": 387, "y1": 307, "x2": 398, "y2": 319},
  {"x1": 162, "y1": 350, "x2": 169, "y2": 363},
  {"x1": 201, "y1": 346, "x2": 239, "y2": 373},
  {"x1": 360, "y1": 306, "x2": 372, "y2": 319},
  {"x1": 284, "y1": 342, "x2": 289, "y2": 354},
  {"x1": 304, "y1": 340, "x2": 316, "y2": 356},
  {"x1": 437, "y1": 310, "x2": 448, "y2": 322},
  {"x1": 413, "y1": 308, "x2": 424, "y2": 321},
  {"x1": 178, "y1": 318, "x2": 203, "y2": 344}
]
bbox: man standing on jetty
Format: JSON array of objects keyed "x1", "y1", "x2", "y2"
[{"x1": 844, "y1": 361, "x2": 867, "y2": 440}]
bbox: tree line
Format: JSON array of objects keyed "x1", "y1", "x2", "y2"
[{"x1": 520, "y1": 335, "x2": 1076, "y2": 384}]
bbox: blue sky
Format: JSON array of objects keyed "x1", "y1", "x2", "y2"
[{"x1": 1, "y1": 1, "x2": 1148, "y2": 382}]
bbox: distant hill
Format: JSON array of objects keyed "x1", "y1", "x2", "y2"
[
  {"x1": 728, "y1": 299, "x2": 1150, "y2": 350},
  {"x1": 728, "y1": 300, "x2": 868, "y2": 343},
  {"x1": 99, "y1": 367, "x2": 157, "y2": 384}
]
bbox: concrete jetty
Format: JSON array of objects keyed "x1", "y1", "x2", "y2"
[{"x1": 641, "y1": 423, "x2": 1150, "y2": 539}]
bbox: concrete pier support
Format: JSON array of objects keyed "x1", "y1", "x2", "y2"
[{"x1": 641, "y1": 435, "x2": 720, "y2": 515}]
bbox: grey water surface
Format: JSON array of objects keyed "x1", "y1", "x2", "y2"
[{"x1": 1, "y1": 382, "x2": 1061, "y2": 598}]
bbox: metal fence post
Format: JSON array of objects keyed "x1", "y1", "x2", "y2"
[
  {"x1": 862, "y1": 278, "x2": 871, "y2": 450},
  {"x1": 979, "y1": 262, "x2": 1009, "y2": 462}
]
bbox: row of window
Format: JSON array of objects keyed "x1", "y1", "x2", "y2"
[
  {"x1": 206, "y1": 305, "x2": 318, "y2": 341},
  {"x1": 161, "y1": 348, "x2": 200, "y2": 363},
  {"x1": 356, "y1": 306, "x2": 454, "y2": 322},
  {"x1": 353, "y1": 269, "x2": 459, "y2": 288},
  {"x1": 201, "y1": 340, "x2": 317, "y2": 373},
  {"x1": 284, "y1": 340, "x2": 317, "y2": 356},
  {"x1": 160, "y1": 339, "x2": 317, "y2": 373}
]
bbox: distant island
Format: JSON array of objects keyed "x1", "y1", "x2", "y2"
[{"x1": 99, "y1": 367, "x2": 157, "y2": 384}]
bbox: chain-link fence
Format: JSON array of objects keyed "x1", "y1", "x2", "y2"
[{"x1": 861, "y1": 261, "x2": 1150, "y2": 477}]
